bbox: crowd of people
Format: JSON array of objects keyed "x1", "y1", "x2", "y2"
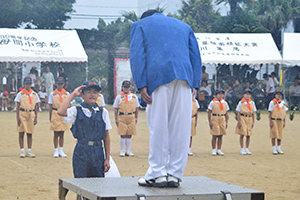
[
  {"x1": 198, "y1": 66, "x2": 300, "y2": 111},
  {"x1": 4, "y1": 11, "x2": 292, "y2": 199},
  {"x1": 0, "y1": 66, "x2": 68, "y2": 112}
]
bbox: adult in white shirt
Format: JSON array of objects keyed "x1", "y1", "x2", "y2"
[
  {"x1": 263, "y1": 73, "x2": 275, "y2": 109},
  {"x1": 42, "y1": 66, "x2": 55, "y2": 98},
  {"x1": 289, "y1": 79, "x2": 300, "y2": 109},
  {"x1": 271, "y1": 72, "x2": 279, "y2": 88},
  {"x1": 28, "y1": 68, "x2": 37, "y2": 90}
]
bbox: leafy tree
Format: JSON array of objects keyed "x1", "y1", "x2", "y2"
[
  {"x1": 174, "y1": 0, "x2": 220, "y2": 33},
  {"x1": 215, "y1": 0, "x2": 244, "y2": 14},
  {"x1": 0, "y1": 0, "x2": 75, "y2": 29},
  {"x1": 0, "y1": 0, "x2": 23, "y2": 28},
  {"x1": 213, "y1": 11, "x2": 269, "y2": 33},
  {"x1": 246, "y1": 0, "x2": 300, "y2": 49}
]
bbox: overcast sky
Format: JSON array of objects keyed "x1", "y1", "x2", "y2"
[{"x1": 64, "y1": 0, "x2": 137, "y2": 29}]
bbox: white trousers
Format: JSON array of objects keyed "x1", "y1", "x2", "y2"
[{"x1": 145, "y1": 79, "x2": 192, "y2": 180}]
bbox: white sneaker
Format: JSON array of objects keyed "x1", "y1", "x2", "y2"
[
  {"x1": 19, "y1": 152, "x2": 25, "y2": 158},
  {"x1": 125, "y1": 151, "x2": 134, "y2": 157},
  {"x1": 26, "y1": 151, "x2": 35, "y2": 158},
  {"x1": 273, "y1": 149, "x2": 278, "y2": 155},
  {"x1": 217, "y1": 149, "x2": 224, "y2": 156},
  {"x1": 277, "y1": 149, "x2": 284, "y2": 155},
  {"x1": 212, "y1": 149, "x2": 217, "y2": 156},
  {"x1": 167, "y1": 175, "x2": 180, "y2": 187},
  {"x1": 188, "y1": 150, "x2": 193, "y2": 156},
  {"x1": 5, "y1": 107, "x2": 8, "y2": 111},
  {"x1": 53, "y1": 151, "x2": 59, "y2": 158},
  {"x1": 59, "y1": 151, "x2": 67, "y2": 158},
  {"x1": 240, "y1": 148, "x2": 247, "y2": 155},
  {"x1": 138, "y1": 177, "x2": 154, "y2": 187},
  {"x1": 1, "y1": 107, "x2": 4, "y2": 111},
  {"x1": 39, "y1": 107, "x2": 42, "y2": 112},
  {"x1": 119, "y1": 150, "x2": 126, "y2": 157},
  {"x1": 245, "y1": 148, "x2": 252, "y2": 155},
  {"x1": 153, "y1": 176, "x2": 168, "y2": 188}
]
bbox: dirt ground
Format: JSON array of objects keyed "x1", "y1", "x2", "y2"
[{"x1": 0, "y1": 105, "x2": 299, "y2": 200}]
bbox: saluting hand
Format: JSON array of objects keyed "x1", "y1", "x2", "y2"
[{"x1": 72, "y1": 85, "x2": 86, "y2": 97}]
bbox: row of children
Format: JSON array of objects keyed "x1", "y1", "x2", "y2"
[
  {"x1": 196, "y1": 88, "x2": 287, "y2": 156},
  {"x1": 15, "y1": 76, "x2": 138, "y2": 160}
]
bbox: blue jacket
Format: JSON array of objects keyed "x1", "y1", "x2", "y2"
[{"x1": 130, "y1": 13, "x2": 202, "y2": 95}]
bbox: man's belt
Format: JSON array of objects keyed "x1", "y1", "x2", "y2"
[
  {"x1": 212, "y1": 114, "x2": 225, "y2": 116},
  {"x1": 52, "y1": 107, "x2": 58, "y2": 111},
  {"x1": 240, "y1": 113, "x2": 252, "y2": 117},
  {"x1": 119, "y1": 112, "x2": 136, "y2": 115},
  {"x1": 20, "y1": 108, "x2": 35, "y2": 112},
  {"x1": 192, "y1": 114, "x2": 197, "y2": 118},
  {"x1": 271, "y1": 118, "x2": 284, "y2": 121}
]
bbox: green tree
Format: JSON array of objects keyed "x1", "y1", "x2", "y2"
[
  {"x1": 174, "y1": 0, "x2": 220, "y2": 33},
  {"x1": 246, "y1": 0, "x2": 300, "y2": 49},
  {"x1": 0, "y1": 0, "x2": 75, "y2": 29},
  {"x1": 0, "y1": 0, "x2": 23, "y2": 28},
  {"x1": 213, "y1": 11, "x2": 269, "y2": 33},
  {"x1": 215, "y1": 0, "x2": 244, "y2": 14}
]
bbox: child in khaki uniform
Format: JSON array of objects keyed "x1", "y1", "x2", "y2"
[
  {"x1": 15, "y1": 77, "x2": 40, "y2": 158},
  {"x1": 113, "y1": 81, "x2": 140, "y2": 157},
  {"x1": 96, "y1": 92, "x2": 106, "y2": 107},
  {"x1": 268, "y1": 90, "x2": 287, "y2": 155},
  {"x1": 208, "y1": 88, "x2": 229, "y2": 156},
  {"x1": 189, "y1": 89, "x2": 200, "y2": 156},
  {"x1": 48, "y1": 77, "x2": 70, "y2": 158},
  {"x1": 235, "y1": 89, "x2": 257, "y2": 155}
]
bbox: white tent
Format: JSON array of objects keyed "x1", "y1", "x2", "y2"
[
  {"x1": 282, "y1": 32, "x2": 300, "y2": 66},
  {"x1": 195, "y1": 33, "x2": 282, "y2": 65},
  {"x1": 0, "y1": 28, "x2": 87, "y2": 63}
]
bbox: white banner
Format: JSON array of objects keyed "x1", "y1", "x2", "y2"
[
  {"x1": 0, "y1": 28, "x2": 87, "y2": 63},
  {"x1": 283, "y1": 33, "x2": 300, "y2": 66},
  {"x1": 195, "y1": 33, "x2": 282, "y2": 65}
]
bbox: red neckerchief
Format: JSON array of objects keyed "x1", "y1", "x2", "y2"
[
  {"x1": 21, "y1": 88, "x2": 33, "y2": 104},
  {"x1": 213, "y1": 98, "x2": 224, "y2": 110},
  {"x1": 54, "y1": 88, "x2": 67, "y2": 103},
  {"x1": 121, "y1": 92, "x2": 131, "y2": 103},
  {"x1": 241, "y1": 97, "x2": 252, "y2": 111},
  {"x1": 272, "y1": 98, "x2": 282, "y2": 110}
]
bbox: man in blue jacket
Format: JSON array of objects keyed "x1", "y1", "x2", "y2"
[{"x1": 130, "y1": 10, "x2": 202, "y2": 187}]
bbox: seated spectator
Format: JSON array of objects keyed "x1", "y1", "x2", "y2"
[
  {"x1": 289, "y1": 79, "x2": 300, "y2": 110},
  {"x1": 294, "y1": 70, "x2": 300, "y2": 85},
  {"x1": 198, "y1": 80, "x2": 211, "y2": 110},
  {"x1": 232, "y1": 79, "x2": 243, "y2": 107},
  {"x1": 38, "y1": 85, "x2": 48, "y2": 110},
  {"x1": 199, "y1": 80, "x2": 211, "y2": 96},
  {"x1": 244, "y1": 81, "x2": 252, "y2": 91},
  {"x1": 0, "y1": 91, "x2": 9, "y2": 111}
]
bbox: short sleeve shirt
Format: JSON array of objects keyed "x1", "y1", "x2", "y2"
[
  {"x1": 236, "y1": 101, "x2": 257, "y2": 112},
  {"x1": 113, "y1": 93, "x2": 140, "y2": 108},
  {"x1": 48, "y1": 92, "x2": 70, "y2": 104},
  {"x1": 208, "y1": 99, "x2": 230, "y2": 111},
  {"x1": 268, "y1": 100, "x2": 288, "y2": 112},
  {"x1": 63, "y1": 106, "x2": 112, "y2": 130},
  {"x1": 14, "y1": 91, "x2": 40, "y2": 103}
]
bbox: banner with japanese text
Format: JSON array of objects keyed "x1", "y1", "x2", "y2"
[
  {"x1": 195, "y1": 33, "x2": 282, "y2": 65},
  {"x1": 0, "y1": 28, "x2": 87, "y2": 63}
]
